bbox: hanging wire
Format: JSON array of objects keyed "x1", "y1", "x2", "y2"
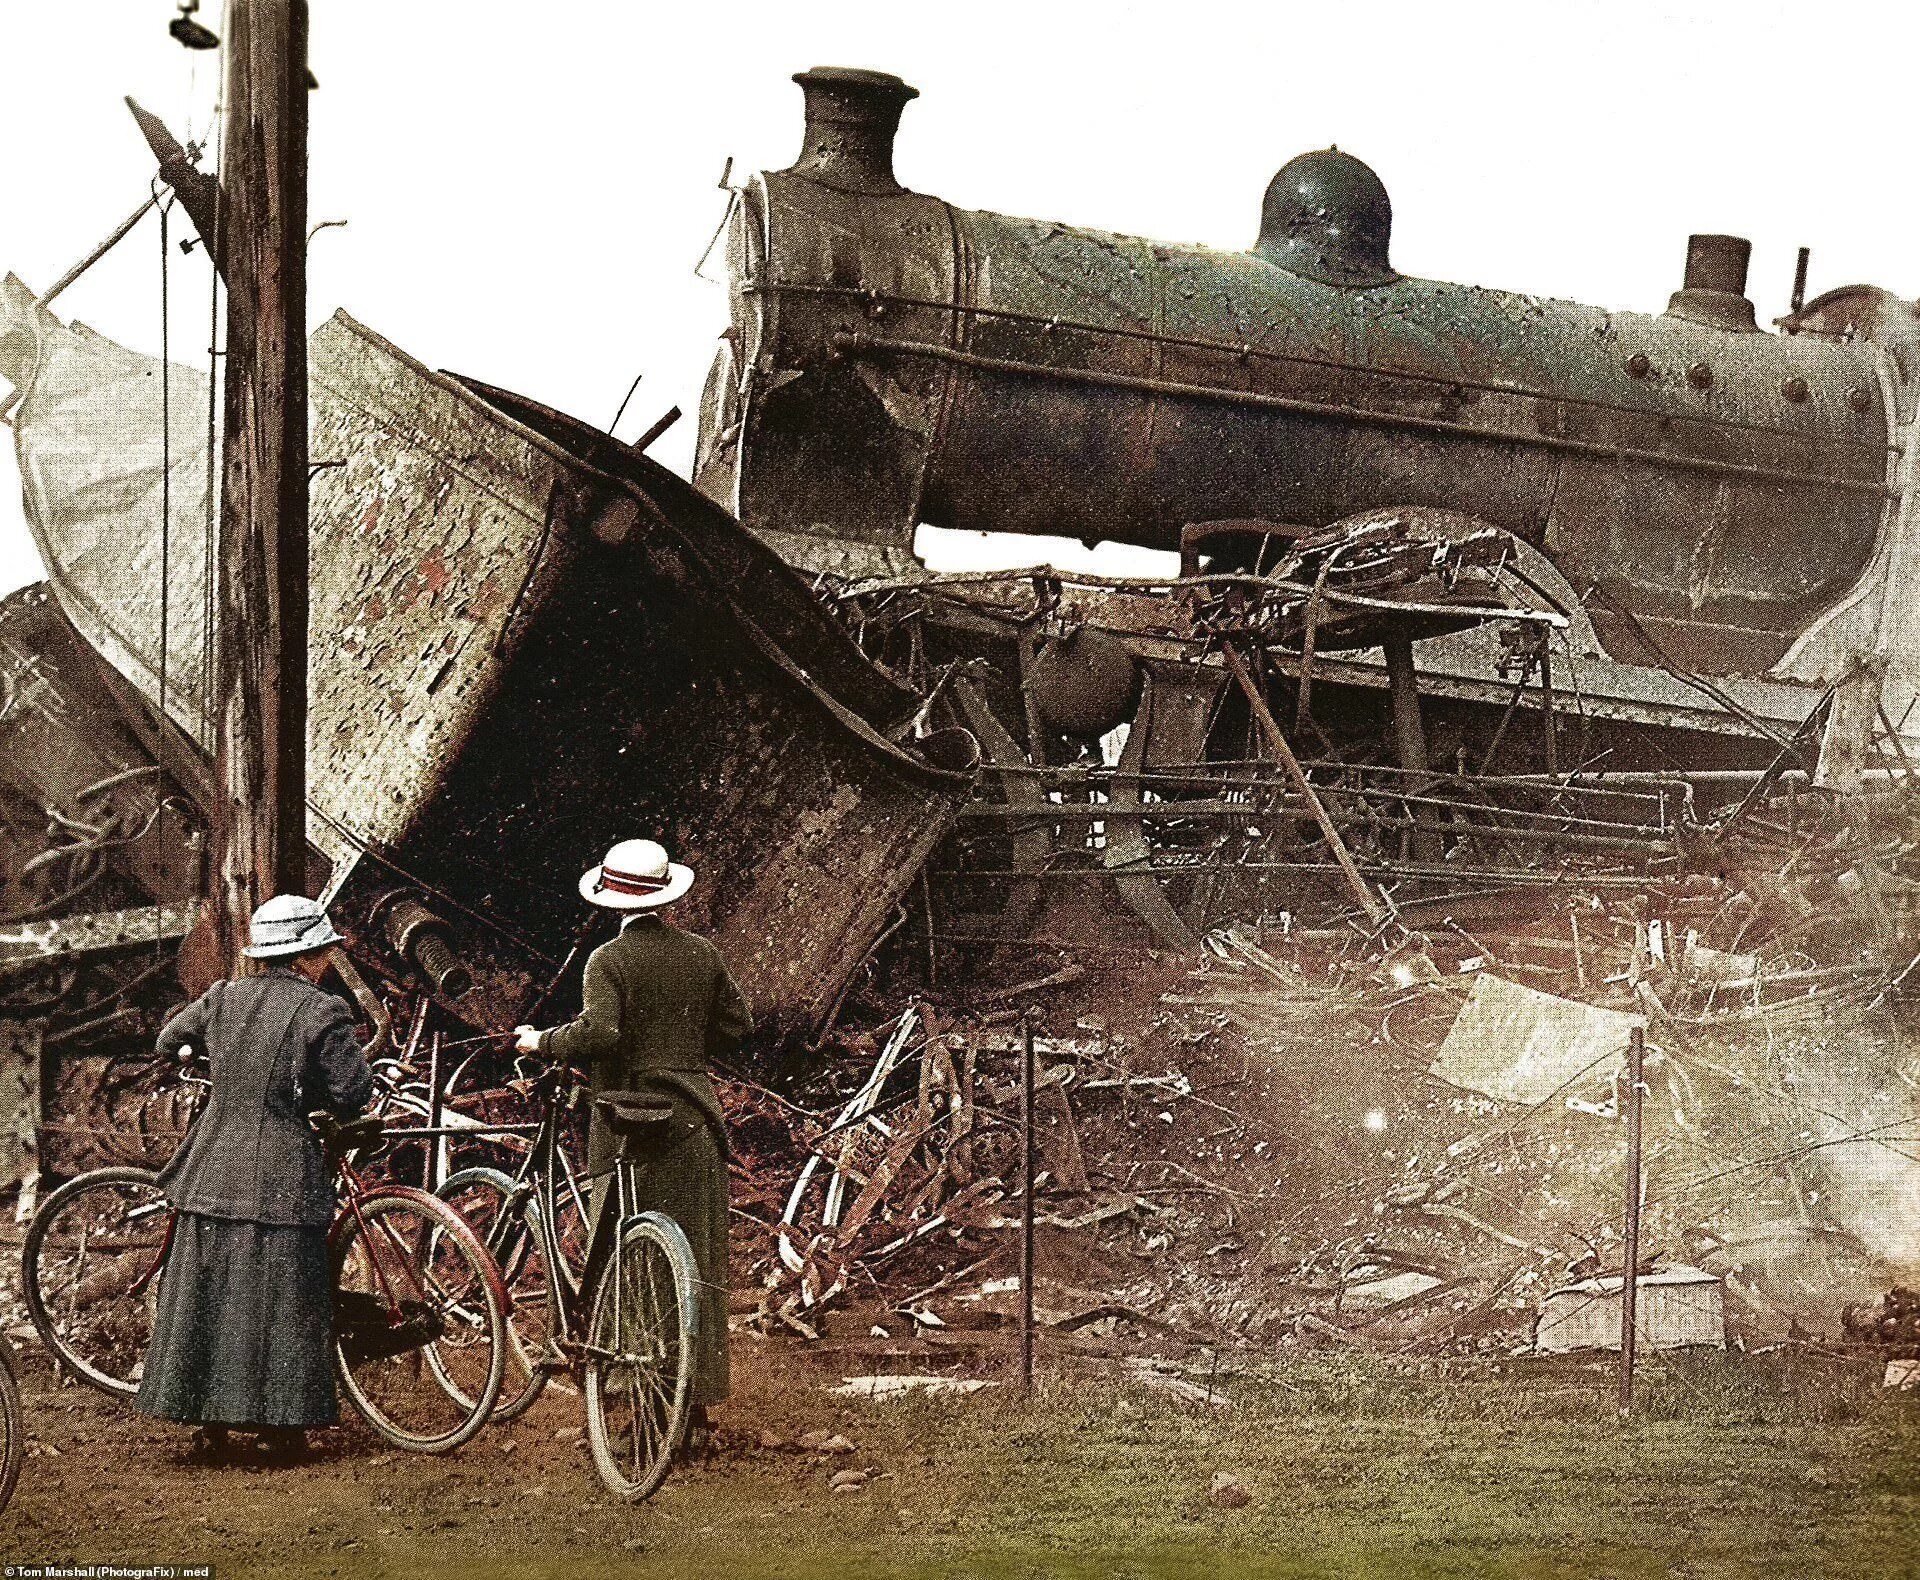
[
  {"x1": 156, "y1": 188, "x2": 178, "y2": 957},
  {"x1": 200, "y1": 40, "x2": 227, "y2": 745}
]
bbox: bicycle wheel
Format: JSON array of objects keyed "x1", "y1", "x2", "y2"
[
  {"x1": 583, "y1": 1212, "x2": 697, "y2": 1502},
  {"x1": 437, "y1": 1168, "x2": 556, "y2": 1421},
  {"x1": 21, "y1": 1166, "x2": 169, "y2": 1398},
  {"x1": 331, "y1": 1188, "x2": 507, "y2": 1454},
  {"x1": 0, "y1": 1340, "x2": 22, "y2": 1515}
]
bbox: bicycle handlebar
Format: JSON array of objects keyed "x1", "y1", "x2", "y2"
[{"x1": 508, "y1": 1055, "x2": 588, "y2": 1106}]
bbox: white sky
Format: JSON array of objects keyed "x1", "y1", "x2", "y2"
[{"x1": 3, "y1": 0, "x2": 1917, "y2": 595}]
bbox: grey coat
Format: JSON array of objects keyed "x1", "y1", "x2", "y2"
[{"x1": 154, "y1": 968, "x2": 375, "y2": 1227}]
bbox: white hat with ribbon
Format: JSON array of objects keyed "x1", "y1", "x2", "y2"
[
  {"x1": 243, "y1": 893, "x2": 345, "y2": 959},
  {"x1": 579, "y1": 838, "x2": 695, "y2": 911}
]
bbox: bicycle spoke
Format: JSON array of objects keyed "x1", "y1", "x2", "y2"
[
  {"x1": 25, "y1": 1169, "x2": 170, "y2": 1397},
  {"x1": 335, "y1": 1193, "x2": 503, "y2": 1454},
  {"x1": 585, "y1": 1216, "x2": 695, "y2": 1502},
  {"x1": 435, "y1": 1169, "x2": 560, "y2": 1421}
]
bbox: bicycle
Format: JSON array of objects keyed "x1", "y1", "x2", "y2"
[
  {"x1": 20, "y1": 1111, "x2": 510, "y2": 1454},
  {"x1": 0, "y1": 1334, "x2": 21, "y2": 1514},
  {"x1": 436, "y1": 1060, "x2": 700, "y2": 1501}
]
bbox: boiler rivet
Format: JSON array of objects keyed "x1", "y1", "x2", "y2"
[
  {"x1": 1686, "y1": 361, "x2": 1713, "y2": 390},
  {"x1": 1848, "y1": 385, "x2": 1873, "y2": 413},
  {"x1": 1624, "y1": 352, "x2": 1652, "y2": 378},
  {"x1": 1782, "y1": 376, "x2": 1809, "y2": 404}
]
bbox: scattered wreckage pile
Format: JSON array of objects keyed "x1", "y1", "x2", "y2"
[{"x1": 725, "y1": 761, "x2": 1920, "y2": 1366}]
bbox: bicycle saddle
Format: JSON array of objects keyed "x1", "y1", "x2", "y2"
[
  {"x1": 313, "y1": 1112, "x2": 386, "y2": 1160},
  {"x1": 592, "y1": 1091, "x2": 676, "y2": 1140}
]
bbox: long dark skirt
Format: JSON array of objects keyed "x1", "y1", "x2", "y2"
[
  {"x1": 135, "y1": 1212, "x2": 338, "y2": 1429},
  {"x1": 588, "y1": 1106, "x2": 731, "y2": 1406}
]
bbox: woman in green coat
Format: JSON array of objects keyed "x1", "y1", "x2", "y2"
[{"x1": 516, "y1": 838, "x2": 751, "y2": 1426}]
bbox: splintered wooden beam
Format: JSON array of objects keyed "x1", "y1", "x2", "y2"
[{"x1": 1219, "y1": 644, "x2": 1389, "y2": 928}]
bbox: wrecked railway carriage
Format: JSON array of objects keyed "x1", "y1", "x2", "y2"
[
  {"x1": 0, "y1": 296, "x2": 973, "y2": 1169},
  {"x1": 1, "y1": 59, "x2": 1919, "y2": 1311}
]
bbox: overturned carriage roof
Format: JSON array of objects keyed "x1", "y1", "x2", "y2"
[{"x1": 0, "y1": 299, "x2": 974, "y2": 1045}]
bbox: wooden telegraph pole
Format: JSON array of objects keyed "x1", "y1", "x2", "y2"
[{"x1": 209, "y1": 0, "x2": 310, "y2": 965}]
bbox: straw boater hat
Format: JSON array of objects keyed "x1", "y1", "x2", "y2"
[
  {"x1": 242, "y1": 893, "x2": 345, "y2": 959},
  {"x1": 579, "y1": 838, "x2": 694, "y2": 910}
]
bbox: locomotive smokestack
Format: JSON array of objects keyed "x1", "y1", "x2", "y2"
[
  {"x1": 1684, "y1": 234, "x2": 1752, "y2": 296},
  {"x1": 786, "y1": 67, "x2": 919, "y2": 194},
  {"x1": 1667, "y1": 233, "x2": 1758, "y2": 333}
]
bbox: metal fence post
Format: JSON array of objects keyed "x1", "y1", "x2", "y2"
[
  {"x1": 1020, "y1": 1009, "x2": 1037, "y2": 1394},
  {"x1": 1619, "y1": 1023, "x2": 1646, "y2": 1415}
]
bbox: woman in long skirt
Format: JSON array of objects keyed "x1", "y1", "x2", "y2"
[
  {"x1": 137, "y1": 894, "x2": 373, "y2": 1462},
  {"x1": 517, "y1": 838, "x2": 752, "y2": 1438}
]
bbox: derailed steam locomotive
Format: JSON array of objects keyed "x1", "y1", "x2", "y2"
[
  {"x1": 692, "y1": 67, "x2": 1920, "y2": 943},
  {"x1": 700, "y1": 66, "x2": 1911, "y2": 680}
]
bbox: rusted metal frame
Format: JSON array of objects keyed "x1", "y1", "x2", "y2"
[
  {"x1": 948, "y1": 679, "x2": 1050, "y2": 932},
  {"x1": 1381, "y1": 633, "x2": 1436, "y2": 861},
  {"x1": 847, "y1": 567, "x2": 1566, "y2": 628},
  {"x1": 1877, "y1": 704, "x2": 1918, "y2": 781},
  {"x1": 1429, "y1": 779, "x2": 1547, "y2": 872},
  {"x1": 1015, "y1": 583, "x2": 1059, "y2": 766},
  {"x1": 964, "y1": 794, "x2": 1668, "y2": 845},
  {"x1": 967, "y1": 801, "x2": 1666, "y2": 858},
  {"x1": 1259, "y1": 643, "x2": 1805, "y2": 741},
  {"x1": 1539, "y1": 650, "x2": 1558, "y2": 777},
  {"x1": 833, "y1": 333, "x2": 1896, "y2": 499},
  {"x1": 1011, "y1": 752, "x2": 1675, "y2": 804},
  {"x1": 1101, "y1": 672, "x2": 1204, "y2": 951},
  {"x1": 1476, "y1": 645, "x2": 1540, "y2": 774},
  {"x1": 1709, "y1": 687, "x2": 1836, "y2": 834},
  {"x1": 1052, "y1": 779, "x2": 1675, "y2": 841},
  {"x1": 977, "y1": 766, "x2": 1672, "y2": 837},
  {"x1": 928, "y1": 858, "x2": 1653, "y2": 888},
  {"x1": 1220, "y1": 644, "x2": 1387, "y2": 927},
  {"x1": 1293, "y1": 539, "x2": 1347, "y2": 736},
  {"x1": 889, "y1": 657, "x2": 961, "y2": 743},
  {"x1": 750, "y1": 280, "x2": 1894, "y2": 463},
  {"x1": 0, "y1": 903, "x2": 199, "y2": 978},
  {"x1": 1375, "y1": 808, "x2": 1667, "y2": 859}
]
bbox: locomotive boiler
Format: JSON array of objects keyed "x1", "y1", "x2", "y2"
[{"x1": 696, "y1": 67, "x2": 1918, "y2": 684}]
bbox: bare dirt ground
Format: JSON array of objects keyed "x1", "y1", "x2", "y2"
[{"x1": 2, "y1": 1333, "x2": 1918, "y2": 1580}]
